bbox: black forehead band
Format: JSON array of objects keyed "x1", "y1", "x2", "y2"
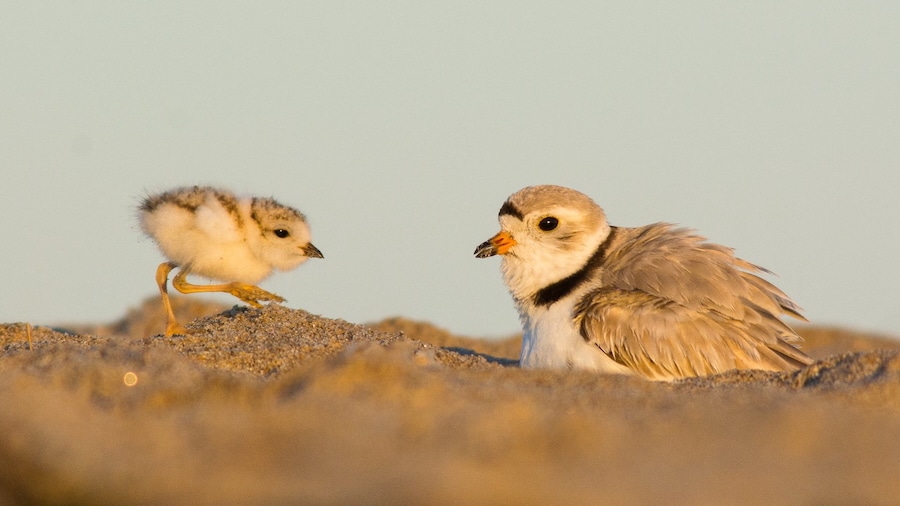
[{"x1": 498, "y1": 201, "x2": 524, "y2": 220}]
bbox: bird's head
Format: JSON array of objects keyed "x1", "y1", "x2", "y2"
[
  {"x1": 250, "y1": 197, "x2": 323, "y2": 272},
  {"x1": 474, "y1": 185, "x2": 610, "y2": 302}
]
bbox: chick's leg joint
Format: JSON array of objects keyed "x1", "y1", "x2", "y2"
[
  {"x1": 170, "y1": 268, "x2": 286, "y2": 308},
  {"x1": 155, "y1": 262, "x2": 189, "y2": 337}
]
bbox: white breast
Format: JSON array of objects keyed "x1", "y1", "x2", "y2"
[{"x1": 518, "y1": 300, "x2": 633, "y2": 374}]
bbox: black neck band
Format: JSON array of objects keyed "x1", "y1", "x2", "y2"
[{"x1": 532, "y1": 227, "x2": 618, "y2": 307}]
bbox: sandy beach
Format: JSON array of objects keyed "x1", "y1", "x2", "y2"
[{"x1": 2, "y1": 297, "x2": 899, "y2": 504}]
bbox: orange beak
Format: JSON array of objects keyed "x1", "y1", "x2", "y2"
[{"x1": 474, "y1": 231, "x2": 517, "y2": 258}]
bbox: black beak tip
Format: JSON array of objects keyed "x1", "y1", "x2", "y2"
[
  {"x1": 305, "y1": 244, "x2": 324, "y2": 259},
  {"x1": 474, "y1": 240, "x2": 496, "y2": 259}
]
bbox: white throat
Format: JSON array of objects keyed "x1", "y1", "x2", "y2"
[{"x1": 500, "y1": 224, "x2": 609, "y2": 305}]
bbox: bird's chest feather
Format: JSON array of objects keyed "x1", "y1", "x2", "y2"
[{"x1": 518, "y1": 300, "x2": 630, "y2": 374}]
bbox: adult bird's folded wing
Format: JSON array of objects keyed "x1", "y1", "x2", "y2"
[{"x1": 574, "y1": 288, "x2": 813, "y2": 381}]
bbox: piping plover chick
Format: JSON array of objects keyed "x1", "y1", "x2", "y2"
[
  {"x1": 139, "y1": 186, "x2": 323, "y2": 337},
  {"x1": 475, "y1": 185, "x2": 812, "y2": 381}
]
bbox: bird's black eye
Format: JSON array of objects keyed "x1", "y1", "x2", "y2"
[
  {"x1": 274, "y1": 229, "x2": 290, "y2": 238},
  {"x1": 538, "y1": 217, "x2": 559, "y2": 231}
]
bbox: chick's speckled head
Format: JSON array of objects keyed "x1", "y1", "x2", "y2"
[{"x1": 248, "y1": 197, "x2": 323, "y2": 272}]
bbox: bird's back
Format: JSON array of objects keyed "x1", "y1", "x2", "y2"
[{"x1": 575, "y1": 223, "x2": 812, "y2": 379}]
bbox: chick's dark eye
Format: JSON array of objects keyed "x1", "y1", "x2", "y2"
[
  {"x1": 274, "y1": 229, "x2": 290, "y2": 238},
  {"x1": 538, "y1": 217, "x2": 559, "y2": 231}
]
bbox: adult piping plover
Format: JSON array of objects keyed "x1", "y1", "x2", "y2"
[
  {"x1": 139, "y1": 186, "x2": 323, "y2": 337},
  {"x1": 474, "y1": 185, "x2": 812, "y2": 380}
]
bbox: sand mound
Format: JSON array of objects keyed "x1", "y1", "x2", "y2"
[{"x1": 1, "y1": 299, "x2": 899, "y2": 504}]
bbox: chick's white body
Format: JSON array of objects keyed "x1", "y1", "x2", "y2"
[
  {"x1": 476, "y1": 185, "x2": 811, "y2": 381},
  {"x1": 140, "y1": 186, "x2": 317, "y2": 284},
  {"x1": 139, "y1": 186, "x2": 322, "y2": 337}
]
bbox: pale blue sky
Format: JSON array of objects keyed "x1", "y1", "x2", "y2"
[{"x1": 1, "y1": 2, "x2": 898, "y2": 338}]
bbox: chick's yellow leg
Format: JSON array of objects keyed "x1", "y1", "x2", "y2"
[
  {"x1": 155, "y1": 262, "x2": 189, "y2": 337},
  {"x1": 170, "y1": 269, "x2": 286, "y2": 308}
]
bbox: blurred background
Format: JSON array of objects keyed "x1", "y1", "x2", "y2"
[{"x1": 1, "y1": 2, "x2": 897, "y2": 338}]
